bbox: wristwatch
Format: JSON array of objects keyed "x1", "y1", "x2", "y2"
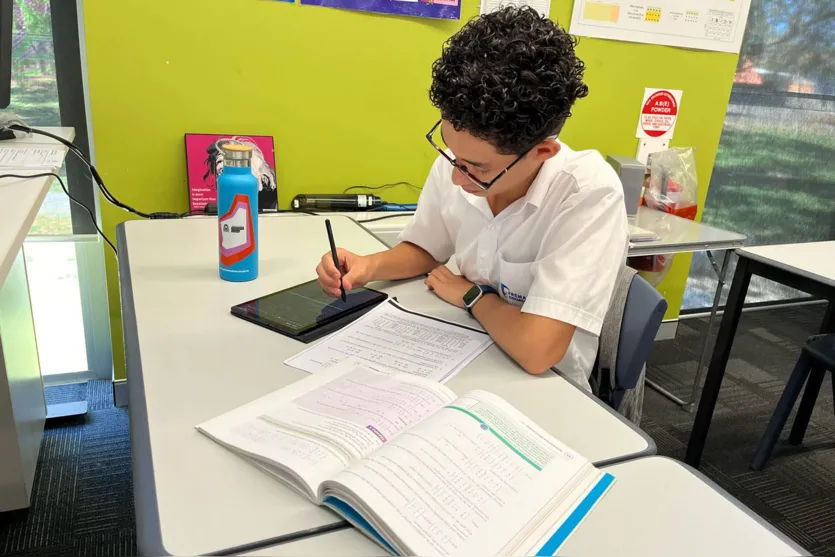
[{"x1": 463, "y1": 284, "x2": 497, "y2": 314}]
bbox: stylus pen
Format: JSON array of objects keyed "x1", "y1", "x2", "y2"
[{"x1": 325, "y1": 219, "x2": 347, "y2": 302}]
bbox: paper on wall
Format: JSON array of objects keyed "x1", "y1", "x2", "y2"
[
  {"x1": 569, "y1": 0, "x2": 752, "y2": 54},
  {"x1": 480, "y1": 0, "x2": 550, "y2": 18}
]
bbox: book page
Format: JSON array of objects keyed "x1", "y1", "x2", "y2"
[
  {"x1": 261, "y1": 366, "x2": 456, "y2": 461},
  {"x1": 196, "y1": 362, "x2": 456, "y2": 500},
  {"x1": 285, "y1": 300, "x2": 493, "y2": 383},
  {"x1": 201, "y1": 416, "x2": 349, "y2": 498},
  {"x1": 324, "y1": 390, "x2": 589, "y2": 556}
]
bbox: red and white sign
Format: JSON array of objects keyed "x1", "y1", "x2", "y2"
[{"x1": 636, "y1": 88, "x2": 683, "y2": 139}]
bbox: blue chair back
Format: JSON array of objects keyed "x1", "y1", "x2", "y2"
[{"x1": 612, "y1": 274, "x2": 667, "y2": 408}]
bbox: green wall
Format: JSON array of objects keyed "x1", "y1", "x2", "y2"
[{"x1": 82, "y1": 0, "x2": 739, "y2": 380}]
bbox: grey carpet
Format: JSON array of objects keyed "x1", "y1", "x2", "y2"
[
  {"x1": 1, "y1": 305, "x2": 834, "y2": 555},
  {"x1": 0, "y1": 380, "x2": 135, "y2": 556},
  {"x1": 644, "y1": 303, "x2": 835, "y2": 556}
]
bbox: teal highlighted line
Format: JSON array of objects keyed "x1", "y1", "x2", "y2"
[{"x1": 445, "y1": 405, "x2": 542, "y2": 471}]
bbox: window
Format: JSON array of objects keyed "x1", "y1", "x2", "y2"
[
  {"x1": 9, "y1": 0, "x2": 111, "y2": 382},
  {"x1": 683, "y1": 0, "x2": 835, "y2": 311}
]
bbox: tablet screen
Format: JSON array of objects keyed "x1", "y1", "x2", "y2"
[{"x1": 231, "y1": 279, "x2": 387, "y2": 336}]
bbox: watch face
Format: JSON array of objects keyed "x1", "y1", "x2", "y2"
[{"x1": 463, "y1": 285, "x2": 481, "y2": 307}]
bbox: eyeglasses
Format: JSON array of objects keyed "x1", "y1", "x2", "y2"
[{"x1": 425, "y1": 120, "x2": 530, "y2": 190}]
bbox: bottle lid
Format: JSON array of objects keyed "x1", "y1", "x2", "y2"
[{"x1": 221, "y1": 143, "x2": 253, "y2": 161}]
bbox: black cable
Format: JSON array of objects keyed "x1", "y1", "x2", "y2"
[
  {"x1": 0, "y1": 172, "x2": 117, "y2": 255},
  {"x1": 356, "y1": 212, "x2": 415, "y2": 224},
  {"x1": 5, "y1": 125, "x2": 409, "y2": 223},
  {"x1": 342, "y1": 181, "x2": 421, "y2": 194},
  {"x1": 8, "y1": 124, "x2": 157, "y2": 219}
]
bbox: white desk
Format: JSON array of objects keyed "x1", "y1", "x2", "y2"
[
  {"x1": 0, "y1": 127, "x2": 73, "y2": 511},
  {"x1": 687, "y1": 241, "x2": 835, "y2": 468},
  {"x1": 627, "y1": 207, "x2": 746, "y2": 257},
  {"x1": 118, "y1": 214, "x2": 654, "y2": 556},
  {"x1": 740, "y1": 242, "x2": 835, "y2": 288},
  {"x1": 243, "y1": 456, "x2": 805, "y2": 557}
]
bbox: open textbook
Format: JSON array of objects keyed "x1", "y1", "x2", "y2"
[{"x1": 196, "y1": 362, "x2": 614, "y2": 556}]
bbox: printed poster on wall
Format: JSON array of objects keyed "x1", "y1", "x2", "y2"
[
  {"x1": 184, "y1": 134, "x2": 278, "y2": 214},
  {"x1": 569, "y1": 0, "x2": 752, "y2": 53},
  {"x1": 300, "y1": 0, "x2": 460, "y2": 20}
]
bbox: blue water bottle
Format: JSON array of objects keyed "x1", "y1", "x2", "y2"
[{"x1": 217, "y1": 144, "x2": 259, "y2": 282}]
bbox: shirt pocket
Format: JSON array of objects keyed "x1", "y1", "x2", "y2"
[{"x1": 498, "y1": 257, "x2": 534, "y2": 307}]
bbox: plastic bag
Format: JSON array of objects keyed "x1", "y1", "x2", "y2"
[
  {"x1": 629, "y1": 147, "x2": 699, "y2": 285},
  {"x1": 643, "y1": 147, "x2": 698, "y2": 221}
]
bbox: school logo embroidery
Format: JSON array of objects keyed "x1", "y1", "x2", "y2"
[{"x1": 500, "y1": 283, "x2": 527, "y2": 306}]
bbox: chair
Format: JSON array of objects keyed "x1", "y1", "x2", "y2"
[
  {"x1": 595, "y1": 273, "x2": 667, "y2": 418},
  {"x1": 751, "y1": 333, "x2": 835, "y2": 471},
  {"x1": 613, "y1": 274, "x2": 668, "y2": 409}
]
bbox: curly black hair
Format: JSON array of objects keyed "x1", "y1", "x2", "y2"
[{"x1": 429, "y1": 6, "x2": 588, "y2": 155}]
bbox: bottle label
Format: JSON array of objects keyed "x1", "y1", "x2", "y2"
[{"x1": 219, "y1": 193, "x2": 255, "y2": 267}]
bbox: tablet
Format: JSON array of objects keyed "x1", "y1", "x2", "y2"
[{"x1": 230, "y1": 279, "x2": 387, "y2": 343}]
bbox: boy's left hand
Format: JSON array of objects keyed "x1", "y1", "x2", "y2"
[{"x1": 424, "y1": 265, "x2": 474, "y2": 309}]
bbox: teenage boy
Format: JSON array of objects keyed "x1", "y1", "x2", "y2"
[{"x1": 316, "y1": 6, "x2": 628, "y2": 389}]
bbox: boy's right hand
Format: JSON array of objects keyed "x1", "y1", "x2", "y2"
[{"x1": 316, "y1": 248, "x2": 375, "y2": 298}]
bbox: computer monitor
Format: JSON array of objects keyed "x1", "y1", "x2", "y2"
[{"x1": 0, "y1": 0, "x2": 12, "y2": 109}]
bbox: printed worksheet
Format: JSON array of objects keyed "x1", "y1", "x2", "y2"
[
  {"x1": 284, "y1": 300, "x2": 494, "y2": 383},
  {"x1": 0, "y1": 147, "x2": 65, "y2": 169},
  {"x1": 569, "y1": 0, "x2": 752, "y2": 53}
]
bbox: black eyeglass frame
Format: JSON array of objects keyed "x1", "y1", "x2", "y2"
[{"x1": 425, "y1": 119, "x2": 532, "y2": 190}]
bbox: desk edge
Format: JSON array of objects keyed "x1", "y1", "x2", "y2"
[
  {"x1": 628, "y1": 240, "x2": 746, "y2": 258},
  {"x1": 737, "y1": 249, "x2": 835, "y2": 290},
  {"x1": 0, "y1": 174, "x2": 56, "y2": 288},
  {"x1": 646, "y1": 456, "x2": 809, "y2": 555},
  {"x1": 117, "y1": 222, "x2": 172, "y2": 556},
  {"x1": 558, "y1": 374, "x2": 657, "y2": 465}
]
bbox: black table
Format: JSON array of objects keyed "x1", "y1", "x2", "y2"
[{"x1": 685, "y1": 242, "x2": 835, "y2": 468}]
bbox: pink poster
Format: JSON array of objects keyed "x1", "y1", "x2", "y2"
[{"x1": 184, "y1": 133, "x2": 278, "y2": 213}]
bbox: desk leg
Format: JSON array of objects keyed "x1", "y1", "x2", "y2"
[
  {"x1": 788, "y1": 301, "x2": 835, "y2": 445},
  {"x1": 645, "y1": 250, "x2": 732, "y2": 408},
  {"x1": 686, "y1": 250, "x2": 733, "y2": 410},
  {"x1": 685, "y1": 255, "x2": 752, "y2": 468}
]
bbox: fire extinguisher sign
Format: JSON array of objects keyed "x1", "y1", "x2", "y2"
[{"x1": 636, "y1": 88, "x2": 683, "y2": 139}]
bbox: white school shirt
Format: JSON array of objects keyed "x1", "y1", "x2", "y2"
[{"x1": 399, "y1": 143, "x2": 629, "y2": 389}]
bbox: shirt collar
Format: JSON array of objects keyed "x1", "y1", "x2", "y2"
[
  {"x1": 458, "y1": 141, "x2": 566, "y2": 216},
  {"x1": 523, "y1": 141, "x2": 565, "y2": 209}
]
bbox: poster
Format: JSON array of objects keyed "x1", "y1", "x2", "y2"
[
  {"x1": 184, "y1": 134, "x2": 278, "y2": 214},
  {"x1": 635, "y1": 88, "x2": 682, "y2": 139},
  {"x1": 480, "y1": 0, "x2": 550, "y2": 17},
  {"x1": 300, "y1": 0, "x2": 460, "y2": 20},
  {"x1": 568, "y1": 0, "x2": 752, "y2": 54}
]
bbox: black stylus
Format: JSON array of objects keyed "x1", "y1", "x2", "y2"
[{"x1": 325, "y1": 219, "x2": 347, "y2": 302}]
